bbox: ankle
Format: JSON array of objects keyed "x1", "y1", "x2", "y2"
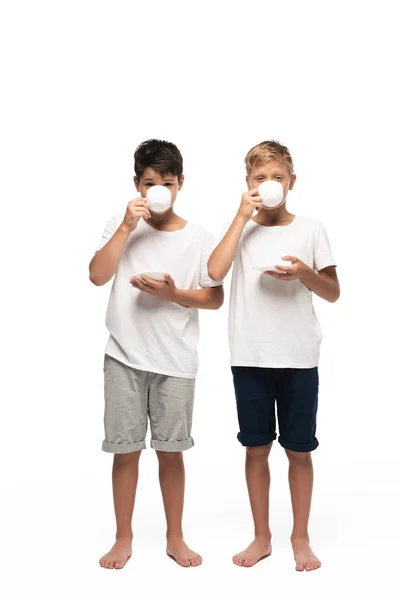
[
  {"x1": 166, "y1": 531, "x2": 184, "y2": 541},
  {"x1": 116, "y1": 532, "x2": 133, "y2": 542},
  {"x1": 254, "y1": 532, "x2": 272, "y2": 543},
  {"x1": 291, "y1": 533, "x2": 309, "y2": 543}
]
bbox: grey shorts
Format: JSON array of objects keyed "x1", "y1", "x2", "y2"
[{"x1": 102, "y1": 355, "x2": 195, "y2": 453}]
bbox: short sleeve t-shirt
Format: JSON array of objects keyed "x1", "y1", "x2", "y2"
[
  {"x1": 98, "y1": 216, "x2": 222, "y2": 378},
  {"x1": 228, "y1": 216, "x2": 336, "y2": 368}
]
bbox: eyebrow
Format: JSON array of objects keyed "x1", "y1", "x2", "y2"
[
  {"x1": 143, "y1": 178, "x2": 175, "y2": 183},
  {"x1": 255, "y1": 171, "x2": 285, "y2": 176}
]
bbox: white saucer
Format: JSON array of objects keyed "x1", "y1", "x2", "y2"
[
  {"x1": 253, "y1": 266, "x2": 288, "y2": 274},
  {"x1": 133, "y1": 271, "x2": 165, "y2": 281}
]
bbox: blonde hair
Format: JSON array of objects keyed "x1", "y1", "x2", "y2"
[{"x1": 245, "y1": 140, "x2": 294, "y2": 178}]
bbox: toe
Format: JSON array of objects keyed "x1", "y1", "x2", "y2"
[
  {"x1": 243, "y1": 558, "x2": 255, "y2": 567},
  {"x1": 296, "y1": 563, "x2": 304, "y2": 571},
  {"x1": 115, "y1": 560, "x2": 125, "y2": 569}
]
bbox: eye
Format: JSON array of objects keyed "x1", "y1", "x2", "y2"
[{"x1": 164, "y1": 183, "x2": 173, "y2": 187}]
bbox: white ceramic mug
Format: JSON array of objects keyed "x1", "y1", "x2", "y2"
[
  {"x1": 146, "y1": 185, "x2": 172, "y2": 213},
  {"x1": 258, "y1": 180, "x2": 284, "y2": 208}
]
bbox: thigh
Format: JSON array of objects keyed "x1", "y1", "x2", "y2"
[
  {"x1": 231, "y1": 366, "x2": 277, "y2": 447},
  {"x1": 276, "y1": 367, "x2": 319, "y2": 452},
  {"x1": 102, "y1": 355, "x2": 148, "y2": 453},
  {"x1": 148, "y1": 373, "x2": 195, "y2": 452}
]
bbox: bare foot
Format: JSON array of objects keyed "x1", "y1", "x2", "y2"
[
  {"x1": 233, "y1": 537, "x2": 272, "y2": 567},
  {"x1": 99, "y1": 539, "x2": 132, "y2": 569},
  {"x1": 291, "y1": 537, "x2": 321, "y2": 571},
  {"x1": 166, "y1": 538, "x2": 202, "y2": 567}
]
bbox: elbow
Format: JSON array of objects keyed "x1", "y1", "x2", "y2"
[
  {"x1": 207, "y1": 263, "x2": 223, "y2": 284},
  {"x1": 211, "y1": 286, "x2": 224, "y2": 310},
  {"x1": 329, "y1": 288, "x2": 341, "y2": 303},
  {"x1": 89, "y1": 271, "x2": 106, "y2": 286}
]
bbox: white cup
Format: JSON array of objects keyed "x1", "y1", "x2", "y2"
[
  {"x1": 146, "y1": 185, "x2": 172, "y2": 213},
  {"x1": 258, "y1": 180, "x2": 284, "y2": 208}
]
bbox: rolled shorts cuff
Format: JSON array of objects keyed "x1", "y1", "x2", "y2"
[
  {"x1": 150, "y1": 437, "x2": 194, "y2": 452},
  {"x1": 278, "y1": 436, "x2": 319, "y2": 452},
  {"x1": 102, "y1": 440, "x2": 146, "y2": 454},
  {"x1": 237, "y1": 432, "x2": 277, "y2": 447}
]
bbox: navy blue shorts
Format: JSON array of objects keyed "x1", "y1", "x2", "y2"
[{"x1": 231, "y1": 366, "x2": 319, "y2": 452}]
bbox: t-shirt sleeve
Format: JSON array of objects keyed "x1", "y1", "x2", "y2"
[
  {"x1": 199, "y1": 231, "x2": 224, "y2": 287},
  {"x1": 97, "y1": 216, "x2": 118, "y2": 251},
  {"x1": 313, "y1": 222, "x2": 336, "y2": 271}
]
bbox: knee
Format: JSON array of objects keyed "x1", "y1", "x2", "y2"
[
  {"x1": 113, "y1": 451, "x2": 141, "y2": 467},
  {"x1": 156, "y1": 450, "x2": 183, "y2": 463},
  {"x1": 246, "y1": 444, "x2": 272, "y2": 460},
  {"x1": 285, "y1": 449, "x2": 312, "y2": 465}
]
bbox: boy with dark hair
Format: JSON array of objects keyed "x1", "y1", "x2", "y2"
[{"x1": 90, "y1": 139, "x2": 223, "y2": 569}]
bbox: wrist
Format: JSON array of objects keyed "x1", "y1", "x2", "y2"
[
  {"x1": 300, "y1": 265, "x2": 316, "y2": 284},
  {"x1": 234, "y1": 213, "x2": 250, "y2": 226},
  {"x1": 119, "y1": 222, "x2": 135, "y2": 235},
  {"x1": 171, "y1": 287, "x2": 183, "y2": 302}
]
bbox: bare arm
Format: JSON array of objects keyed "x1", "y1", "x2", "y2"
[
  {"x1": 173, "y1": 285, "x2": 224, "y2": 309},
  {"x1": 130, "y1": 274, "x2": 224, "y2": 310},
  {"x1": 301, "y1": 266, "x2": 340, "y2": 303},
  {"x1": 89, "y1": 222, "x2": 132, "y2": 286},
  {"x1": 268, "y1": 258, "x2": 340, "y2": 303},
  {"x1": 89, "y1": 199, "x2": 151, "y2": 286},
  {"x1": 207, "y1": 189, "x2": 262, "y2": 281}
]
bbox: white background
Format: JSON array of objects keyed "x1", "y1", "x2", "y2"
[{"x1": 1, "y1": 0, "x2": 399, "y2": 598}]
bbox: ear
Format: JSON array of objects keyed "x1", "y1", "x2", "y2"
[
  {"x1": 134, "y1": 176, "x2": 140, "y2": 193},
  {"x1": 178, "y1": 175, "x2": 185, "y2": 191},
  {"x1": 289, "y1": 174, "x2": 296, "y2": 191}
]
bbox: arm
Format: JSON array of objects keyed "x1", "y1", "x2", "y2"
[
  {"x1": 131, "y1": 274, "x2": 224, "y2": 309},
  {"x1": 89, "y1": 222, "x2": 132, "y2": 286},
  {"x1": 267, "y1": 258, "x2": 340, "y2": 303},
  {"x1": 173, "y1": 285, "x2": 224, "y2": 309},
  {"x1": 301, "y1": 265, "x2": 340, "y2": 303},
  {"x1": 207, "y1": 189, "x2": 262, "y2": 281},
  {"x1": 89, "y1": 199, "x2": 151, "y2": 286}
]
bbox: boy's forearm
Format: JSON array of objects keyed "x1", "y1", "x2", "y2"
[
  {"x1": 173, "y1": 286, "x2": 224, "y2": 309},
  {"x1": 207, "y1": 216, "x2": 246, "y2": 281},
  {"x1": 89, "y1": 224, "x2": 131, "y2": 286},
  {"x1": 300, "y1": 269, "x2": 340, "y2": 303}
]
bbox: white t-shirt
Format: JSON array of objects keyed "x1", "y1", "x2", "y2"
[
  {"x1": 227, "y1": 216, "x2": 336, "y2": 368},
  {"x1": 98, "y1": 216, "x2": 222, "y2": 379}
]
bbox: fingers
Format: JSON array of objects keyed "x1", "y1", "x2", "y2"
[
  {"x1": 264, "y1": 271, "x2": 293, "y2": 280},
  {"x1": 130, "y1": 277, "x2": 153, "y2": 293},
  {"x1": 274, "y1": 264, "x2": 293, "y2": 272},
  {"x1": 132, "y1": 208, "x2": 151, "y2": 220},
  {"x1": 140, "y1": 276, "x2": 161, "y2": 288},
  {"x1": 282, "y1": 255, "x2": 297, "y2": 263},
  {"x1": 164, "y1": 274, "x2": 174, "y2": 284},
  {"x1": 129, "y1": 198, "x2": 147, "y2": 207}
]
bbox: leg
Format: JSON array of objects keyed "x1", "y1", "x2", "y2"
[
  {"x1": 231, "y1": 366, "x2": 277, "y2": 567},
  {"x1": 276, "y1": 367, "x2": 321, "y2": 571},
  {"x1": 100, "y1": 356, "x2": 148, "y2": 569},
  {"x1": 233, "y1": 443, "x2": 273, "y2": 567},
  {"x1": 286, "y1": 450, "x2": 321, "y2": 571},
  {"x1": 156, "y1": 451, "x2": 202, "y2": 567},
  {"x1": 99, "y1": 451, "x2": 141, "y2": 569},
  {"x1": 149, "y1": 373, "x2": 201, "y2": 567}
]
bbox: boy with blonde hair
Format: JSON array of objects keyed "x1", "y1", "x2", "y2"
[{"x1": 208, "y1": 140, "x2": 339, "y2": 571}]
